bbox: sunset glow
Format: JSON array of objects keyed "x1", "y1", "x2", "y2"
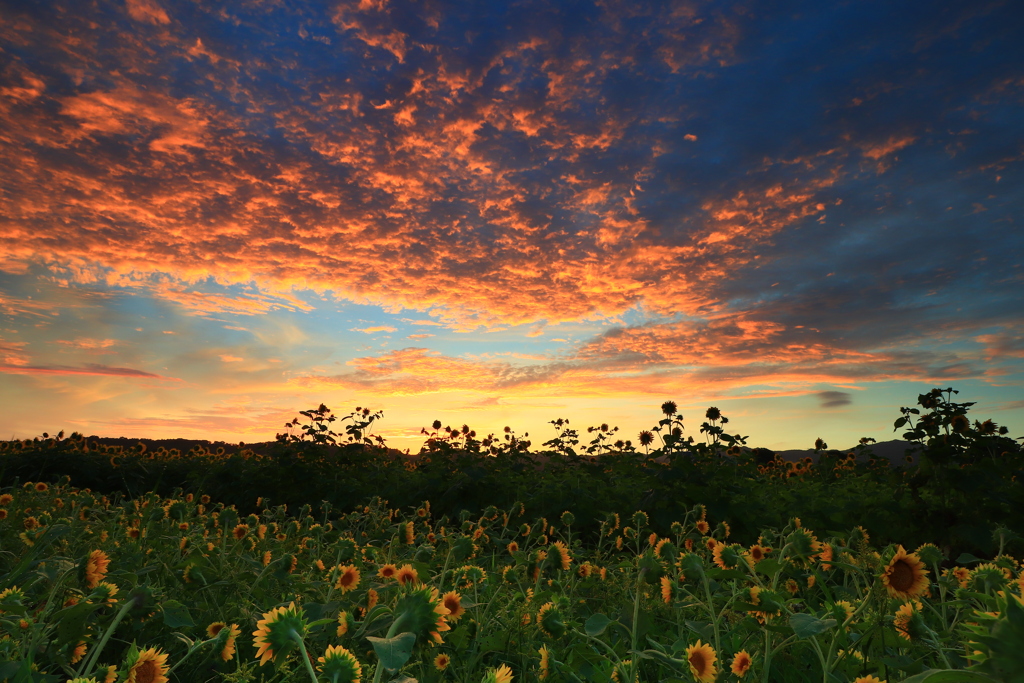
[{"x1": 2, "y1": 0, "x2": 1022, "y2": 452}]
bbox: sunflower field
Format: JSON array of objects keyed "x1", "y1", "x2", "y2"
[{"x1": 1, "y1": 387, "x2": 1023, "y2": 682}]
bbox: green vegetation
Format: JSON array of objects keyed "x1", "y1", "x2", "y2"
[{"x1": 0, "y1": 387, "x2": 1022, "y2": 682}]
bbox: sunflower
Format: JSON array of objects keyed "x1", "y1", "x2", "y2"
[
  {"x1": 508, "y1": 541, "x2": 519, "y2": 553},
  {"x1": 335, "y1": 565, "x2": 361, "y2": 593},
  {"x1": 537, "y1": 602, "x2": 565, "y2": 638},
  {"x1": 538, "y1": 644, "x2": 550, "y2": 679},
  {"x1": 84, "y1": 549, "x2": 111, "y2": 589},
  {"x1": 435, "y1": 653, "x2": 451, "y2": 671},
  {"x1": 252, "y1": 602, "x2": 307, "y2": 666},
  {"x1": 125, "y1": 647, "x2": 170, "y2": 683},
  {"x1": 378, "y1": 563, "x2": 398, "y2": 580},
  {"x1": 747, "y1": 544, "x2": 770, "y2": 565},
  {"x1": 881, "y1": 546, "x2": 929, "y2": 600},
  {"x1": 819, "y1": 543, "x2": 834, "y2": 571},
  {"x1": 442, "y1": 591, "x2": 466, "y2": 621},
  {"x1": 404, "y1": 521, "x2": 415, "y2": 544},
  {"x1": 730, "y1": 650, "x2": 752, "y2": 677},
  {"x1": 393, "y1": 583, "x2": 451, "y2": 645},
  {"x1": 853, "y1": 677, "x2": 885, "y2": 683},
  {"x1": 70, "y1": 641, "x2": 87, "y2": 664},
  {"x1": 660, "y1": 576, "x2": 673, "y2": 604},
  {"x1": 395, "y1": 564, "x2": 419, "y2": 586},
  {"x1": 93, "y1": 581, "x2": 119, "y2": 604},
  {"x1": 713, "y1": 543, "x2": 745, "y2": 570},
  {"x1": 686, "y1": 640, "x2": 717, "y2": 683},
  {"x1": 232, "y1": 524, "x2": 249, "y2": 540},
  {"x1": 893, "y1": 600, "x2": 925, "y2": 642},
  {"x1": 786, "y1": 528, "x2": 822, "y2": 564},
  {"x1": 695, "y1": 520, "x2": 710, "y2": 535},
  {"x1": 206, "y1": 622, "x2": 241, "y2": 661},
  {"x1": 480, "y1": 664, "x2": 513, "y2": 683},
  {"x1": 548, "y1": 541, "x2": 572, "y2": 571},
  {"x1": 944, "y1": 566, "x2": 970, "y2": 589},
  {"x1": 317, "y1": 644, "x2": 362, "y2": 683}
]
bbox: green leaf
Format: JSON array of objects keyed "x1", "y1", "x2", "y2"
[
  {"x1": 585, "y1": 613, "x2": 612, "y2": 637},
  {"x1": 789, "y1": 613, "x2": 836, "y2": 639},
  {"x1": 900, "y1": 670, "x2": 997, "y2": 683},
  {"x1": 956, "y1": 553, "x2": 985, "y2": 565},
  {"x1": 390, "y1": 676, "x2": 418, "y2": 683},
  {"x1": 754, "y1": 558, "x2": 784, "y2": 578},
  {"x1": 56, "y1": 602, "x2": 100, "y2": 645},
  {"x1": 367, "y1": 632, "x2": 417, "y2": 673},
  {"x1": 160, "y1": 600, "x2": 196, "y2": 628}
]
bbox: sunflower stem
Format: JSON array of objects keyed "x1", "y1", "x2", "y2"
[
  {"x1": 291, "y1": 629, "x2": 320, "y2": 683},
  {"x1": 75, "y1": 594, "x2": 136, "y2": 679},
  {"x1": 631, "y1": 567, "x2": 646, "y2": 683}
]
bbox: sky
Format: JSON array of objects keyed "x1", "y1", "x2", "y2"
[{"x1": 1, "y1": 0, "x2": 1023, "y2": 454}]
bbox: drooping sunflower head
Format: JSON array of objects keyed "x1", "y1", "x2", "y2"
[
  {"x1": 712, "y1": 543, "x2": 746, "y2": 570},
  {"x1": 206, "y1": 622, "x2": 241, "y2": 661},
  {"x1": 317, "y1": 644, "x2": 362, "y2": 683},
  {"x1": 970, "y1": 564, "x2": 1010, "y2": 593},
  {"x1": 654, "y1": 538, "x2": 676, "y2": 561},
  {"x1": 881, "y1": 546, "x2": 930, "y2": 600},
  {"x1": 538, "y1": 644, "x2": 550, "y2": 679},
  {"x1": 84, "y1": 549, "x2": 111, "y2": 589},
  {"x1": 537, "y1": 602, "x2": 566, "y2": 638},
  {"x1": 252, "y1": 602, "x2": 307, "y2": 666},
  {"x1": 547, "y1": 541, "x2": 572, "y2": 571},
  {"x1": 893, "y1": 600, "x2": 926, "y2": 642},
  {"x1": 686, "y1": 640, "x2": 718, "y2": 683},
  {"x1": 914, "y1": 543, "x2": 944, "y2": 568},
  {"x1": 786, "y1": 528, "x2": 822, "y2": 564},
  {"x1": 393, "y1": 584, "x2": 450, "y2": 645},
  {"x1": 480, "y1": 664, "x2": 513, "y2": 683}
]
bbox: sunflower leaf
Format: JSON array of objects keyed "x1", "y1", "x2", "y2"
[
  {"x1": 585, "y1": 613, "x2": 612, "y2": 636},
  {"x1": 367, "y1": 632, "x2": 417, "y2": 673},
  {"x1": 753, "y1": 558, "x2": 784, "y2": 577},
  {"x1": 160, "y1": 600, "x2": 195, "y2": 628},
  {"x1": 789, "y1": 613, "x2": 836, "y2": 639},
  {"x1": 955, "y1": 553, "x2": 985, "y2": 565}
]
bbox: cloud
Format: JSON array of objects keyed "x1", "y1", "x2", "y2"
[
  {"x1": 0, "y1": 363, "x2": 176, "y2": 379},
  {"x1": 817, "y1": 390, "x2": 853, "y2": 409},
  {"x1": 353, "y1": 325, "x2": 397, "y2": 334}
]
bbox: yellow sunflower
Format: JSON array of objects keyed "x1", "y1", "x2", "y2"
[
  {"x1": 442, "y1": 591, "x2": 466, "y2": 621},
  {"x1": 335, "y1": 565, "x2": 361, "y2": 593},
  {"x1": 317, "y1": 644, "x2": 362, "y2": 683},
  {"x1": 893, "y1": 600, "x2": 924, "y2": 642},
  {"x1": 125, "y1": 647, "x2": 170, "y2": 683},
  {"x1": 252, "y1": 602, "x2": 307, "y2": 666},
  {"x1": 435, "y1": 653, "x2": 451, "y2": 671},
  {"x1": 660, "y1": 576, "x2": 673, "y2": 604},
  {"x1": 84, "y1": 549, "x2": 111, "y2": 589},
  {"x1": 378, "y1": 563, "x2": 398, "y2": 580},
  {"x1": 686, "y1": 640, "x2": 717, "y2": 683},
  {"x1": 730, "y1": 650, "x2": 752, "y2": 677},
  {"x1": 539, "y1": 645, "x2": 550, "y2": 679},
  {"x1": 881, "y1": 546, "x2": 929, "y2": 600},
  {"x1": 395, "y1": 564, "x2": 419, "y2": 586}
]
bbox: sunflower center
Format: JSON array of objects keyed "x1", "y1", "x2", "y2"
[
  {"x1": 136, "y1": 660, "x2": 158, "y2": 683},
  {"x1": 889, "y1": 560, "x2": 914, "y2": 590},
  {"x1": 689, "y1": 651, "x2": 706, "y2": 672}
]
